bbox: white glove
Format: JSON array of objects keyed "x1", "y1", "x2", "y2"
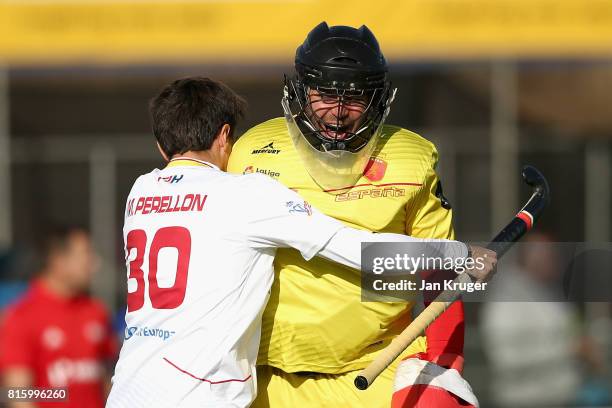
[{"x1": 392, "y1": 357, "x2": 479, "y2": 408}]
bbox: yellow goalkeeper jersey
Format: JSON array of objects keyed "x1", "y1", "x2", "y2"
[{"x1": 227, "y1": 117, "x2": 455, "y2": 373}]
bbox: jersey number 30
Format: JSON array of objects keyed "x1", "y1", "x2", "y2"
[{"x1": 126, "y1": 227, "x2": 191, "y2": 312}]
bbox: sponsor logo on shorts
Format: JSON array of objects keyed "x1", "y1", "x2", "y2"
[
  {"x1": 251, "y1": 142, "x2": 280, "y2": 155},
  {"x1": 124, "y1": 326, "x2": 176, "y2": 341}
]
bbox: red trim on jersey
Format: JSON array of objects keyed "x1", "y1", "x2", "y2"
[
  {"x1": 162, "y1": 358, "x2": 252, "y2": 384},
  {"x1": 517, "y1": 210, "x2": 533, "y2": 230},
  {"x1": 322, "y1": 182, "x2": 423, "y2": 193}
]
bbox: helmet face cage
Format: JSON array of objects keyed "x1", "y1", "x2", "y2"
[{"x1": 286, "y1": 75, "x2": 391, "y2": 153}]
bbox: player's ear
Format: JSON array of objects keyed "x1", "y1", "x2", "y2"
[
  {"x1": 217, "y1": 124, "x2": 233, "y2": 155},
  {"x1": 156, "y1": 142, "x2": 170, "y2": 162},
  {"x1": 217, "y1": 124, "x2": 232, "y2": 149},
  {"x1": 215, "y1": 124, "x2": 233, "y2": 172}
]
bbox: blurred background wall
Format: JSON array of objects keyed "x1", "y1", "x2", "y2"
[{"x1": 0, "y1": 0, "x2": 611, "y2": 406}]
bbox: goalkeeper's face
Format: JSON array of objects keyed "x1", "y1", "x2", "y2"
[{"x1": 306, "y1": 88, "x2": 369, "y2": 142}]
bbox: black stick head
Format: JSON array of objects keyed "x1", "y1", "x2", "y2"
[
  {"x1": 522, "y1": 165, "x2": 550, "y2": 197},
  {"x1": 521, "y1": 165, "x2": 551, "y2": 210}
]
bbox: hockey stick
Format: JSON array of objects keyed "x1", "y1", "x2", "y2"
[{"x1": 354, "y1": 165, "x2": 550, "y2": 390}]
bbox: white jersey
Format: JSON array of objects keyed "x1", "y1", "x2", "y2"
[{"x1": 106, "y1": 158, "x2": 344, "y2": 408}]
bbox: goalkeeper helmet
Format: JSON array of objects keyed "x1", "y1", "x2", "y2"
[{"x1": 282, "y1": 22, "x2": 396, "y2": 191}]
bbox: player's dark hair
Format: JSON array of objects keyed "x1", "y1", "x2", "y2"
[
  {"x1": 150, "y1": 77, "x2": 247, "y2": 157},
  {"x1": 37, "y1": 224, "x2": 88, "y2": 267}
]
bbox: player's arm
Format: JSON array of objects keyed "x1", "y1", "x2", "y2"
[
  {"x1": 317, "y1": 227, "x2": 469, "y2": 271},
  {"x1": 405, "y1": 147, "x2": 465, "y2": 371},
  {"x1": 0, "y1": 310, "x2": 36, "y2": 408},
  {"x1": 241, "y1": 174, "x2": 472, "y2": 270}
]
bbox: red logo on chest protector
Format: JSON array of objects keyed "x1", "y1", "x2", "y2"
[{"x1": 363, "y1": 158, "x2": 387, "y2": 181}]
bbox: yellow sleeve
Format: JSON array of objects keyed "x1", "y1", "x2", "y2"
[{"x1": 405, "y1": 146, "x2": 455, "y2": 240}]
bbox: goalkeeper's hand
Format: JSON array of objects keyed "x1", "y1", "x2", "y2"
[{"x1": 392, "y1": 354, "x2": 479, "y2": 408}]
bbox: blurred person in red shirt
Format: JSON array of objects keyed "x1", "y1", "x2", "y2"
[{"x1": 0, "y1": 226, "x2": 117, "y2": 408}]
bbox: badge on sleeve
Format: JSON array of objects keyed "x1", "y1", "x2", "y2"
[{"x1": 286, "y1": 200, "x2": 312, "y2": 216}]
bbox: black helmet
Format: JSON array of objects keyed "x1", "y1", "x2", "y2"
[
  {"x1": 285, "y1": 22, "x2": 394, "y2": 153},
  {"x1": 296, "y1": 22, "x2": 389, "y2": 92}
]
